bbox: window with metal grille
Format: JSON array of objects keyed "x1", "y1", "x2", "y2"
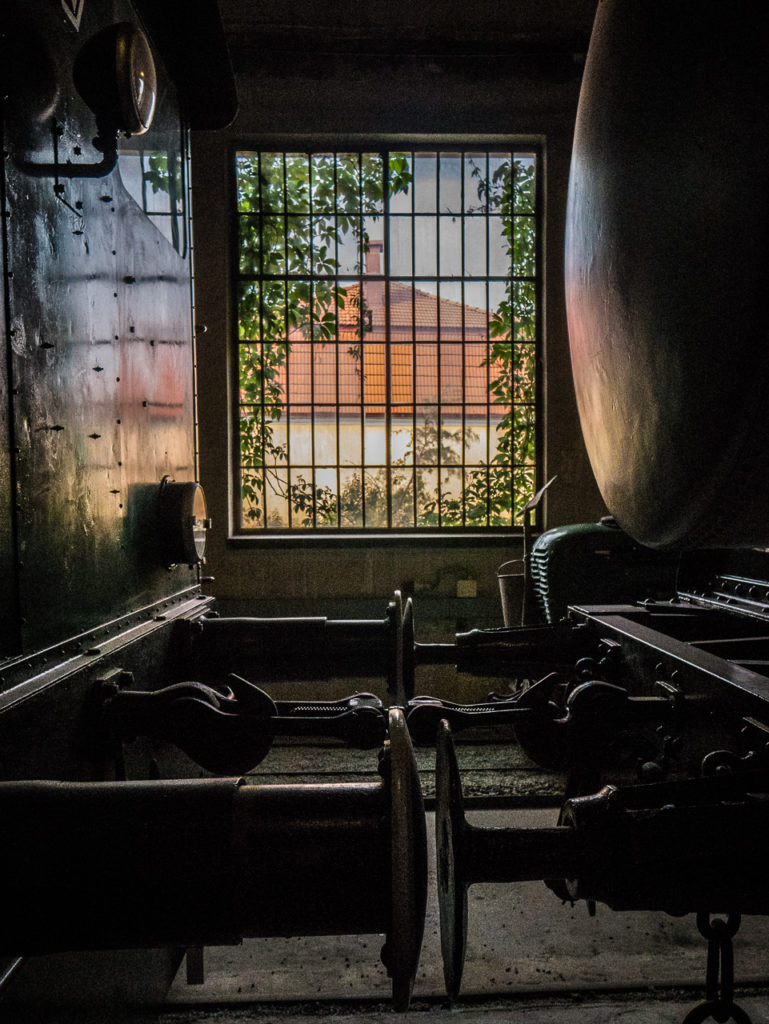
[{"x1": 235, "y1": 146, "x2": 539, "y2": 531}]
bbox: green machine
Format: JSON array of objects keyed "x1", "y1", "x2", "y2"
[{"x1": 529, "y1": 517, "x2": 681, "y2": 625}]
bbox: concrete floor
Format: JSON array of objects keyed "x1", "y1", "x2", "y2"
[{"x1": 159, "y1": 740, "x2": 769, "y2": 1022}]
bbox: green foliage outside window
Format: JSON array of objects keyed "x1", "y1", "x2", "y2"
[{"x1": 236, "y1": 149, "x2": 537, "y2": 529}]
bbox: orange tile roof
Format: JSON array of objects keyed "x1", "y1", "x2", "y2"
[
  {"x1": 338, "y1": 281, "x2": 488, "y2": 335},
  {"x1": 275, "y1": 339, "x2": 503, "y2": 406},
  {"x1": 253, "y1": 280, "x2": 516, "y2": 408}
]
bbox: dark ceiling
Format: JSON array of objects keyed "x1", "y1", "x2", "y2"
[{"x1": 217, "y1": 0, "x2": 599, "y2": 64}]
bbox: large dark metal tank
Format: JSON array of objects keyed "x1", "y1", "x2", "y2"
[
  {"x1": 565, "y1": 0, "x2": 769, "y2": 549},
  {"x1": 3, "y1": 0, "x2": 201, "y2": 660},
  {"x1": 0, "y1": 0, "x2": 235, "y2": 1004}
]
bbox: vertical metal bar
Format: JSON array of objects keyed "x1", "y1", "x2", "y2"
[
  {"x1": 533, "y1": 145, "x2": 543, "y2": 531},
  {"x1": 308, "y1": 151, "x2": 318, "y2": 527},
  {"x1": 281, "y1": 153, "x2": 293, "y2": 528},
  {"x1": 324, "y1": 153, "x2": 340, "y2": 528},
  {"x1": 256, "y1": 153, "x2": 268, "y2": 529},
  {"x1": 404, "y1": 152, "x2": 417, "y2": 528},
  {"x1": 332, "y1": 160, "x2": 342, "y2": 525},
  {"x1": 410, "y1": 152, "x2": 419, "y2": 526},
  {"x1": 455, "y1": 158, "x2": 467, "y2": 529},
  {"x1": 434, "y1": 153, "x2": 443, "y2": 528},
  {"x1": 379, "y1": 151, "x2": 393, "y2": 528},
  {"x1": 341, "y1": 153, "x2": 364, "y2": 529},
  {"x1": 484, "y1": 151, "x2": 493, "y2": 526}
]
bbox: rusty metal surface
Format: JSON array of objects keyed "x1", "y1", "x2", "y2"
[
  {"x1": 565, "y1": 0, "x2": 769, "y2": 549},
  {"x1": 2, "y1": 0, "x2": 199, "y2": 663}
]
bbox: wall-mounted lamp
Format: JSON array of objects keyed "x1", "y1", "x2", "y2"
[
  {"x1": 74, "y1": 22, "x2": 157, "y2": 144},
  {"x1": 15, "y1": 22, "x2": 157, "y2": 181}
]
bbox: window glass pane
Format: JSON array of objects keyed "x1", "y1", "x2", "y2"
[
  {"x1": 289, "y1": 468, "x2": 315, "y2": 528},
  {"x1": 311, "y1": 154, "x2": 336, "y2": 213},
  {"x1": 313, "y1": 412, "x2": 337, "y2": 464},
  {"x1": 261, "y1": 215, "x2": 286, "y2": 274},
  {"x1": 415, "y1": 344, "x2": 438, "y2": 402},
  {"x1": 364, "y1": 407, "x2": 386, "y2": 464},
  {"x1": 438, "y1": 280, "x2": 463, "y2": 338},
  {"x1": 286, "y1": 215, "x2": 312, "y2": 274},
  {"x1": 363, "y1": 218, "x2": 384, "y2": 275},
  {"x1": 514, "y1": 465, "x2": 536, "y2": 523},
  {"x1": 464, "y1": 218, "x2": 487, "y2": 277},
  {"x1": 336, "y1": 216, "x2": 362, "y2": 275},
  {"x1": 489, "y1": 215, "x2": 511, "y2": 278},
  {"x1": 388, "y1": 153, "x2": 413, "y2": 213},
  {"x1": 266, "y1": 419, "x2": 287, "y2": 464},
  {"x1": 464, "y1": 153, "x2": 486, "y2": 214},
  {"x1": 236, "y1": 153, "x2": 260, "y2": 212},
  {"x1": 391, "y1": 468, "x2": 415, "y2": 527},
  {"x1": 440, "y1": 344, "x2": 463, "y2": 403},
  {"x1": 413, "y1": 153, "x2": 437, "y2": 213},
  {"x1": 260, "y1": 154, "x2": 284, "y2": 213},
  {"x1": 234, "y1": 144, "x2": 539, "y2": 531},
  {"x1": 361, "y1": 154, "x2": 385, "y2": 214},
  {"x1": 414, "y1": 217, "x2": 437, "y2": 277},
  {"x1": 514, "y1": 405, "x2": 536, "y2": 465},
  {"x1": 315, "y1": 467, "x2": 339, "y2": 526},
  {"x1": 285, "y1": 154, "x2": 311, "y2": 212},
  {"x1": 514, "y1": 345, "x2": 537, "y2": 403},
  {"x1": 514, "y1": 216, "x2": 536, "y2": 277},
  {"x1": 391, "y1": 413, "x2": 413, "y2": 464},
  {"x1": 338, "y1": 347, "x2": 362, "y2": 404},
  {"x1": 364, "y1": 471, "x2": 389, "y2": 527},
  {"x1": 390, "y1": 216, "x2": 413, "y2": 276},
  {"x1": 416, "y1": 468, "x2": 438, "y2": 525},
  {"x1": 339, "y1": 468, "x2": 363, "y2": 526},
  {"x1": 264, "y1": 469, "x2": 289, "y2": 527},
  {"x1": 239, "y1": 215, "x2": 260, "y2": 274},
  {"x1": 464, "y1": 407, "x2": 489, "y2": 463},
  {"x1": 415, "y1": 406, "x2": 438, "y2": 464},
  {"x1": 514, "y1": 154, "x2": 537, "y2": 213},
  {"x1": 339, "y1": 408, "x2": 362, "y2": 465},
  {"x1": 439, "y1": 216, "x2": 462, "y2": 278},
  {"x1": 439, "y1": 406, "x2": 464, "y2": 465},
  {"x1": 487, "y1": 153, "x2": 511, "y2": 215},
  {"x1": 439, "y1": 154, "x2": 462, "y2": 215},
  {"x1": 363, "y1": 344, "x2": 387, "y2": 404},
  {"x1": 391, "y1": 346, "x2": 414, "y2": 405},
  {"x1": 513, "y1": 281, "x2": 536, "y2": 340},
  {"x1": 238, "y1": 283, "x2": 261, "y2": 341}
]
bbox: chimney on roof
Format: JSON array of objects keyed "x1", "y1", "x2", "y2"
[{"x1": 366, "y1": 240, "x2": 383, "y2": 275}]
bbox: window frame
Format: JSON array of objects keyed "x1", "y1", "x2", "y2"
[{"x1": 228, "y1": 135, "x2": 544, "y2": 543}]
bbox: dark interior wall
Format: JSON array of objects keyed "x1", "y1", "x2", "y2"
[{"x1": 190, "y1": 29, "x2": 607, "y2": 643}]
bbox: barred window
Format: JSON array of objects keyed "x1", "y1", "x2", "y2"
[{"x1": 235, "y1": 146, "x2": 539, "y2": 531}]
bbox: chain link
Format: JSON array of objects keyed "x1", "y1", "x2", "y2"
[{"x1": 682, "y1": 912, "x2": 752, "y2": 1024}]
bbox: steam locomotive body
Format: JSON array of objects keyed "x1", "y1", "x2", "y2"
[
  {"x1": 2, "y1": 0, "x2": 769, "y2": 1020},
  {"x1": 0, "y1": 0, "x2": 236, "y2": 1004}
]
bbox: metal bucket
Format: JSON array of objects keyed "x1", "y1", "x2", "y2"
[{"x1": 496, "y1": 559, "x2": 524, "y2": 627}]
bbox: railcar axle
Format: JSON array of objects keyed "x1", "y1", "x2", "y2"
[
  {"x1": 0, "y1": 709, "x2": 427, "y2": 1012},
  {"x1": 435, "y1": 719, "x2": 769, "y2": 1001}
]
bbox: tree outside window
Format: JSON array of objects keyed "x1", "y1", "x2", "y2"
[{"x1": 235, "y1": 147, "x2": 538, "y2": 530}]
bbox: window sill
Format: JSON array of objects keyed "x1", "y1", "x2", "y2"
[{"x1": 227, "y1": 530, "x2": 525, "y2": 549}]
